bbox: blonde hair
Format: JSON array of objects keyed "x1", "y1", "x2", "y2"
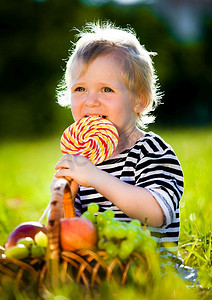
[{"x1": 57, "y1": 21, "x2": 162, "y2": 128}]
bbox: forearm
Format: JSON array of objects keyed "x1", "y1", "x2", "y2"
[
  {"x1": 93, "y1": 168, "x2": 164, "y2": 227},
  {"x1": 54, "y1": 154, "x2": 164, "y2": 226}
]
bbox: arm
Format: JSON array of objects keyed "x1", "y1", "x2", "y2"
[
  {"x1": 92, "y1": 168, "x2": 164, "y2": 227},
  {"x1": 55, "y1": 154, "x2": 164, "y2": 227}
]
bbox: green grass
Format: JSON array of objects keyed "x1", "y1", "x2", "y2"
[
  {"x1": 158, "y1": 127, "x2": 212, "y2": 232},
  {"x1": 0, "y1": 127, "x2": 212, "y2": 299},
  {"x1": 0, "y1": 135, "x2": 62, "y2": 241}
]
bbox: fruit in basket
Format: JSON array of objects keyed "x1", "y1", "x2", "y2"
[
  {"x1": 34, "y1": 231, "x2": 48, "y2": 248},
  {"x1": 17, "y1": 237, "x2": 35, "y2": 248},
  {"x1": 5, "y1": 244, "x2": 29, "y2": 260},
  {"x1": 82, "y1": 203, "x2": 157, "y2": 261},
  {"x1": 60, "y1": 217, "x2": 98, "y2": 251},
  {"x1": 5, "y1": 221, "x2": 47, "y2": 249},
  {"x1": 31, "y1": 244, "x2": 46, "y2": 258}
]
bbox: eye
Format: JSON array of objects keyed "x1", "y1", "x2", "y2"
[
  {"x1": 75, "y1": 87, "x2": 85, "y2": 92},
  {"x1": 102, "y1": 87, "x2": 113, "y2": 93}
]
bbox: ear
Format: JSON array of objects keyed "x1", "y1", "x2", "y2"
[{"x1": 133, "y1": 94, "x2": 146, "y2": 114}]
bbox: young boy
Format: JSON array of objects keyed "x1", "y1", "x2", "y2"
[{"x1": 54, "y1": 21, "x2": 184, "y2": 258}]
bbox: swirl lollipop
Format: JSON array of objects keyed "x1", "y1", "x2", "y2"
[{"x1": 60, "y1": 116, "x2": 119, "y2": 165}]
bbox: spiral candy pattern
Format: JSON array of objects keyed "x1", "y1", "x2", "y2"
[{"x1": 60, "y1": 116, "x2": 119, "y2": 165}]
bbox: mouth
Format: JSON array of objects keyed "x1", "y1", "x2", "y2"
[{"x1": 84, "y1": 115, "x2": 107, "y2": 119}]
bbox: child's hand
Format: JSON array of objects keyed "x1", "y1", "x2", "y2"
[
  {"x1": 55, "y1": 154, "x2": 98, "y2": 187},
  {"x1": 50, "y1": 175, "x2": 79, "y2": 200}
]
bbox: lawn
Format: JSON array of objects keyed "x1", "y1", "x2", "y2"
[{"x1": 0, "y1": 126, "x2": 212, "y2": 299}]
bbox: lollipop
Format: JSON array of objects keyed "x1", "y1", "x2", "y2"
[{"x1": 60, "y1": 116, "x2": 119, "y2": 165}]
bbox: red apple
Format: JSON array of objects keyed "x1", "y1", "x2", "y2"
[
  {"x1": 5, "y1": 221, "x2": 47, "y2": 250},
  {"x1": 60, "y1": 217, "x2": 97, "y2": 251}
]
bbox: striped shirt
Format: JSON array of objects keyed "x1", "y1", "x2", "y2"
[{"x1": 74, "y1": 131, "x2": 184, "y2": 255}]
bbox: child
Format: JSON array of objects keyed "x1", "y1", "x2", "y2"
[{"x1": 54, "y1": 21, "x2": 184, "y2": 259}]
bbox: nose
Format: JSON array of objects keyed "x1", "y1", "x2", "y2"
[{"x1": 85, "y1": 92, "x2": 101, "y2": 107}]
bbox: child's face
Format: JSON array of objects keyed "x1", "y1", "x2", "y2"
[{"x1": 69, "y1": 54, "x2": 138, "y2": 135}]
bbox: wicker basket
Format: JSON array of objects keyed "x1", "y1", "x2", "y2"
[{"x1": 0, "y1": 179, "x2": 159, "y2": 296}]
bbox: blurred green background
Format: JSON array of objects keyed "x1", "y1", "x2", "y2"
[{"x1": 0, "y1": 0, "x2": 212, "y2": 139}]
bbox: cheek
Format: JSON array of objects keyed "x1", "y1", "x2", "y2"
[
  {"x1": 70, "y1": 98, "x2": 80, "y2": 120},
  {"x1": 113, "y1": 99, "x2": 135, "y2": 118}
]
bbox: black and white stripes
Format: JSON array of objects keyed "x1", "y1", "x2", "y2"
[{"x1": 74, "y1": 131, "x2": 184, "y2": 255}]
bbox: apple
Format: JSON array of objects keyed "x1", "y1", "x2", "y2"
[
  {"x1": 5, "y1": 221, "x2": 47, "y2": 250},
  {"x1": 60, "y1": 217, "x2": 97, "y2": 251}
]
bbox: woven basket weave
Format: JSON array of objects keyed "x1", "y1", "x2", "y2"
[{"x1": 0, "y1": 179, "x2": 157, "y2": 295}]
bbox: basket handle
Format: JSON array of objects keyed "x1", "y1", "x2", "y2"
[{"x1": 47, "y1": 178, "x2": 75, "y2": 287}]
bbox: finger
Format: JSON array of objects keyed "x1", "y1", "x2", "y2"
[
  {"x1": 55, "y1": 155, "x2": 74, "y2": 170},
  {"x1": 55, "y1": 162, "x2": 68, "y2": 170},
  {"x1": 55, "y1": 168, "x2": 73, "y2": 180},
  {"x1": 50, "y1": 176, "x2": 58, "y2": 190},
  {"x1": 55, "y1": 157, "x2": 67, "y2": 170}
]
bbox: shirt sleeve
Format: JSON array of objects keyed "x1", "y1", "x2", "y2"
[{"x1": 135, "y1": 138, "x2": 184, "y2": 227}]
